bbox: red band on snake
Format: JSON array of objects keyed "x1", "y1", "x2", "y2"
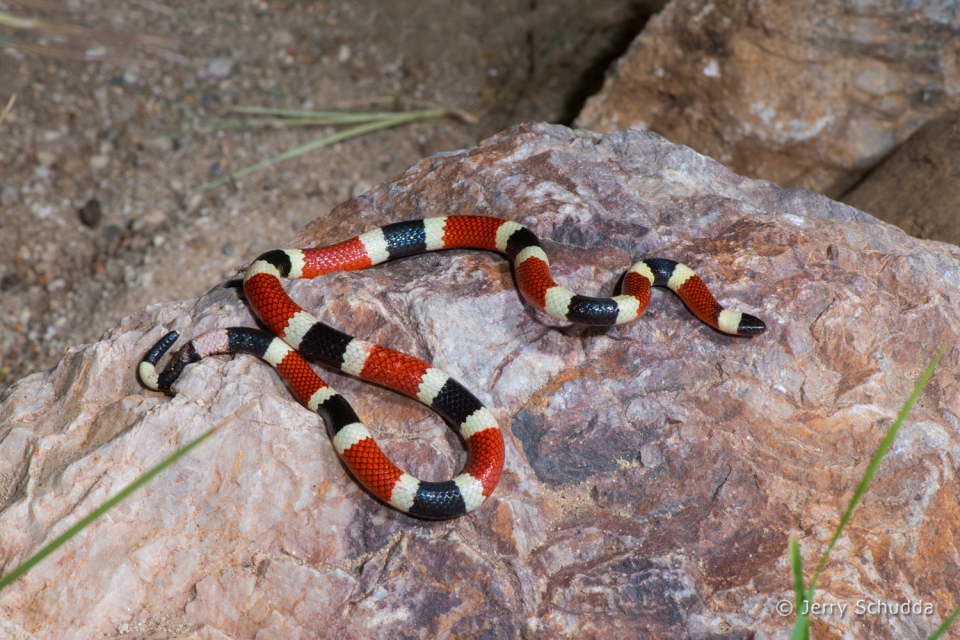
[{"x1": 140, "y1": 215, "x2": 764, "y2": 519}]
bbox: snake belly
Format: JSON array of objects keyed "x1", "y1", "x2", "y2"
[{"x1": 140, "y1": 215, "x2": 765, "y2": 520}]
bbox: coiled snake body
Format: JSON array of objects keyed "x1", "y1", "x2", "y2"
[{"x1": 140, "y1": 215, "x2": 765, "y2": 519}]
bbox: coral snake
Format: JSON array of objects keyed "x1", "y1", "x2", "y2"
[{"x1": 140, "y1": 215, "x2": 765, "y2": 519}]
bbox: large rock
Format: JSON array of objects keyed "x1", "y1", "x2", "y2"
[
  {"x1": 576, "y1": 0, "x2": 960, "y2": 198},
  {"x1": 1, "y1": 123, "x2": 958, "y2": 639},
  {"x1": 841, "y1": 109, "x2": 960, "y2": 246}
]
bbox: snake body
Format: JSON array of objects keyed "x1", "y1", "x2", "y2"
[{"x1": 140, "y1": 215, "x2": 765, "y2": 519}]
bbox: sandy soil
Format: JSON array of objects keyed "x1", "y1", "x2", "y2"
[{"x1": 0, "y1": 0, "x2": 665, "y2": 394}]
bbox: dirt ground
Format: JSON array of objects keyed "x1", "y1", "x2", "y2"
[{"x1": 0, "y1": 0, "x2": 665, "y2": 395}]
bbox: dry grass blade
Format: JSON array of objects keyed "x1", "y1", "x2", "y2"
[
  {"x1": 6, "y1": 0, "x2": 71, "y2": 10},
  {"x1": 230, "y1": 105, "x2": 477, "y2": 125},
  {"x1": 0, "y1": 9, "x2": 177, "y2": 48},
  {"x1": 189, "y1": 108, "x2": 454, "y2": 195},
  {"x1": 128, "y1": 0, "x2": 176, "y2": 16},
  {"x1": 0, "y1": 94, "x2": 16, "y2": 129},
  {"x1": 151, "y1": 106, "x2": 473, "y2": 145},
  {"x1": 0, "y1": 7, "x2": 188, "y2": 65},
  {"x1": 148, "y1": 117, "x2": 360, "y2": 143},
  {"x1": 229, "y1": 106, "x2": 405, "y2": 122}
]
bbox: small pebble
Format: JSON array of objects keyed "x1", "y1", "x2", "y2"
[
  {"x1": 36, "y1": 151, "x2": 57, "y2": 168},
  {"x1": 271, "y1": 30, "x2": 294, "y2": 47},
  {"x1": 1, "y1": 185, "x2": 19, "y2": 208},
  {"x1": 207, "y1": 57, "x2": 234, "y2": 78},
  {"x1": 78, "y1": 198, "x2": 102, "y2": 228},
  {"x1": 133, "y1": 209, "x2": 168, "y2": 232},
  {"x1": 1, "y1": 273, "x2": 22, "y2": 291},
  {"x1": 187, "y1": 194, "x2": 203, "y2": 214},
  {"x1": 101, "y1": 224, "x2": 121, "y2": 243}
]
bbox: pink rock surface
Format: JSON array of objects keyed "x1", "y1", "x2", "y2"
[{"x1": 1, "y1": 123, "x2": 958, "y2": 638}]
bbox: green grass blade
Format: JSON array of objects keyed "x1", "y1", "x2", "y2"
[
  {"x1": 789, "y1": 613, "x2": 810, "y2": 640},
  {"x1": 790, "y1": 539, "x2": 805, "y2": 611},
  {"x1": 806, "y1": 346, "x2": 944, "y2": 597},
  {"x1": 928, "y1": 604, "x2": 960, "y2": 639},
  {"x1": 789, "y1": 538, "x2": 810, "y2": 640},
  {"x1": 0, "y1": 425, "x2": 221, "y2": 592},
  {"x1": 189, "y1": 110, "x2": 445, "y2": 195},
  {"x1": 787, "y1": 346, "x2": 944, "y2": 639}
]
